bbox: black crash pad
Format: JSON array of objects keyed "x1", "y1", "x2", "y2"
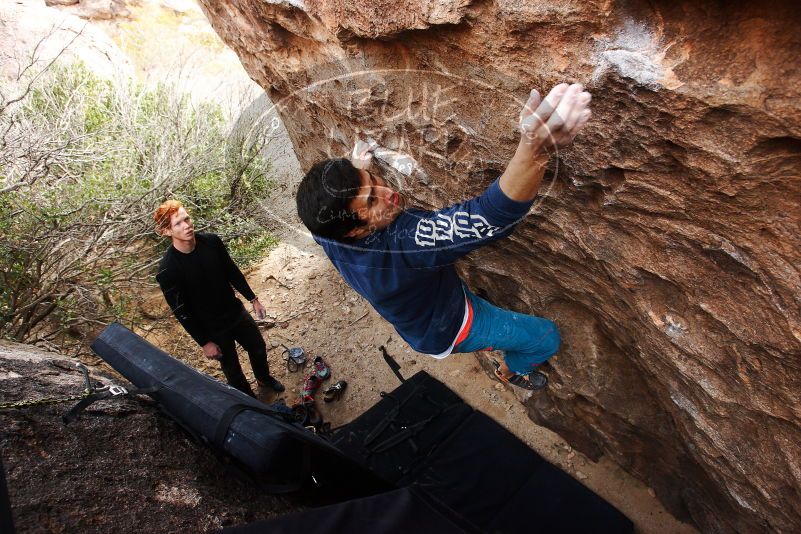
[
  {"x1": 334, "y1": 371, "x2": 633, "y2": 533},
  {"x1": 91, "y1": 323, "x2": 386, "y2": 499},
  {"x1": 216, "y1": 486, "x2": 478, "y2": 534}
]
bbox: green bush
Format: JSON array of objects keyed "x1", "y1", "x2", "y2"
[{"x1": 0, "y1": 62, "x2": 276, "y2": 349}]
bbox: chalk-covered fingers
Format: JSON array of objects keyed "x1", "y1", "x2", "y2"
[
  {"x1": 561, "y1": 90, "x2": 591, "y2": 146},
  {"x1": 568, "y1": 108, "x2": 592, "y2": 141},
  {"x1": 519, "y1": 88, "x2": 542, "y2": 125},
  {"x1": 563, "y1": 89, "x2": 590, "y2": 131},
  {"x1": 519, "y1": 83, "x2": 569, "y2": 151},
  {"x1": 545, "y1": 83, "x2": 592, "y2": 148},
  {"x1": 351, "y1": 138, "x2": 373, "y2": 170},
  {"x1": 572, "y1": 98, "x2": 592, "y2": 133},
  {"x1": 549, "y1": 83, "x2": 580, "y2": 129}
]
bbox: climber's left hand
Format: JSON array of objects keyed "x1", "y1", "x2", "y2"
[{"x1": 351, "y1": 139, "x2": 374, "y2": 169}]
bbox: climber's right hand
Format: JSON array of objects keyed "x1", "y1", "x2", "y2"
[{"x1": 518, "y1": 83, "x2": 592, "y2": 154}]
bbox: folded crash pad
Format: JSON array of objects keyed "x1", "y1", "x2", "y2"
[{"x1": 91, "y1": 322, "x2": 386, "y2": 498}]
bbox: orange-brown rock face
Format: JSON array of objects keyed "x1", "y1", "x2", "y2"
[{"x1": 197, "y1": 1, "x2": 801, "y2": 531}]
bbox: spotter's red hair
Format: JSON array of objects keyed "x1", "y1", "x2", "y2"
[{"x1": 154, "y1": 199, "x2": 184, "y2": 233}]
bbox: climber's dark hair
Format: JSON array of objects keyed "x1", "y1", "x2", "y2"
[{"x1": 296, "y1": 158, "x2": 366, "y2": 242}]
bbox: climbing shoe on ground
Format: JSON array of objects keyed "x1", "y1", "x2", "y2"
[
  {"x1": 281, "y1": 345, "x2": 306, "y2": 372},
  {"x1": 323, "y1": 380, "x2": 348, "y2": 403},
  {"x1": 291, "y1": 402, "x2": 319, "y2": 426},
  {"x1": 306, "y1": 403, "x2": 323, "y2": 427},
  {"x1": 291, "y1": 402, "x2": 308, "y2": 424},
  {"x1": 300, "y1": 374, "x2": 322, "y2": 403},
  {"x1": 257, "y1": 376, "x2": 286, "y2": 393},
  {"x1": 312, "y1": 356, "x2": 331, "y2": 380}
]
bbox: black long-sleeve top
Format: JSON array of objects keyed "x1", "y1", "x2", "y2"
[{"x1": 156, "y1": 232, "x2": 256, "y2": 346}]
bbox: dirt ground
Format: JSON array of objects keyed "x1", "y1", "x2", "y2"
[{"x1": 139, "y1": 232, "x2": 696, "y2": 534}]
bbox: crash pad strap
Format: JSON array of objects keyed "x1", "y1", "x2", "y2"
[
  {"x1": 62, "y1": 386, "x2": 160, "y2": 424},
  {"x1": 380, "y1": 345, "x2": 405, "y2": 383},
  {"x1": 213, "y1": 402, "x2": 298, "y2": 449},
  {"x1": 215, "y1": 404, "x2": 250, "y2": 449}
]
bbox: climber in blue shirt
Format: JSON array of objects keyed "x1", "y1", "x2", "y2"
[{"x1": 296, "y1": 83, "x2": 592, "y2": 390}]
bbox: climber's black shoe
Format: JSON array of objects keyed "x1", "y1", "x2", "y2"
[
  {"x1": 527, "y1": 370, "x2": 549, "y2": 390},
  {"x1": 258, "y1": 376, "x2": 285, "y2": 393},
  {"x1": 492, "y1": 360, "x2": 547, "y2": 391}
]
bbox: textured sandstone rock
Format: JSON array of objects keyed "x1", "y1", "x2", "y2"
[
  {"x1": 0, "y1": 0, "x2": 132, "y2": 80},
  {"x1": 196, "y1": 1, "x2": 801, "y2": 532},
  {"x1": 44, "y1": 0, "x2": 134, "y2": 20}
]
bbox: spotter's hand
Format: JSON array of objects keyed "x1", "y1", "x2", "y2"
[
  {"x1": 202, "y1": 341, "x2": 222, "y2": 360},
  {"x1": 252, "y1": 297, "x2": 266, "y2": 320}
]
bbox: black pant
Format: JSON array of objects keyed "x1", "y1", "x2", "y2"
[{"x1": 211, "y1": 309, "x2": 270, "y2": 396}]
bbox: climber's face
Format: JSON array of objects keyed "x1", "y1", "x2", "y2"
[{"x1": 344, "y1": 169, "x2": 405, "y2": 239}]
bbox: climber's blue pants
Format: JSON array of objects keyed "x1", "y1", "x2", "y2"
[{"x1": 453, "y1": 289, "x2": 561, "y2": 375}]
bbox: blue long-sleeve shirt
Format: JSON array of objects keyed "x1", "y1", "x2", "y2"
[{"x1": 316, "y1": 178, "x2": 534, "y2": 355}]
